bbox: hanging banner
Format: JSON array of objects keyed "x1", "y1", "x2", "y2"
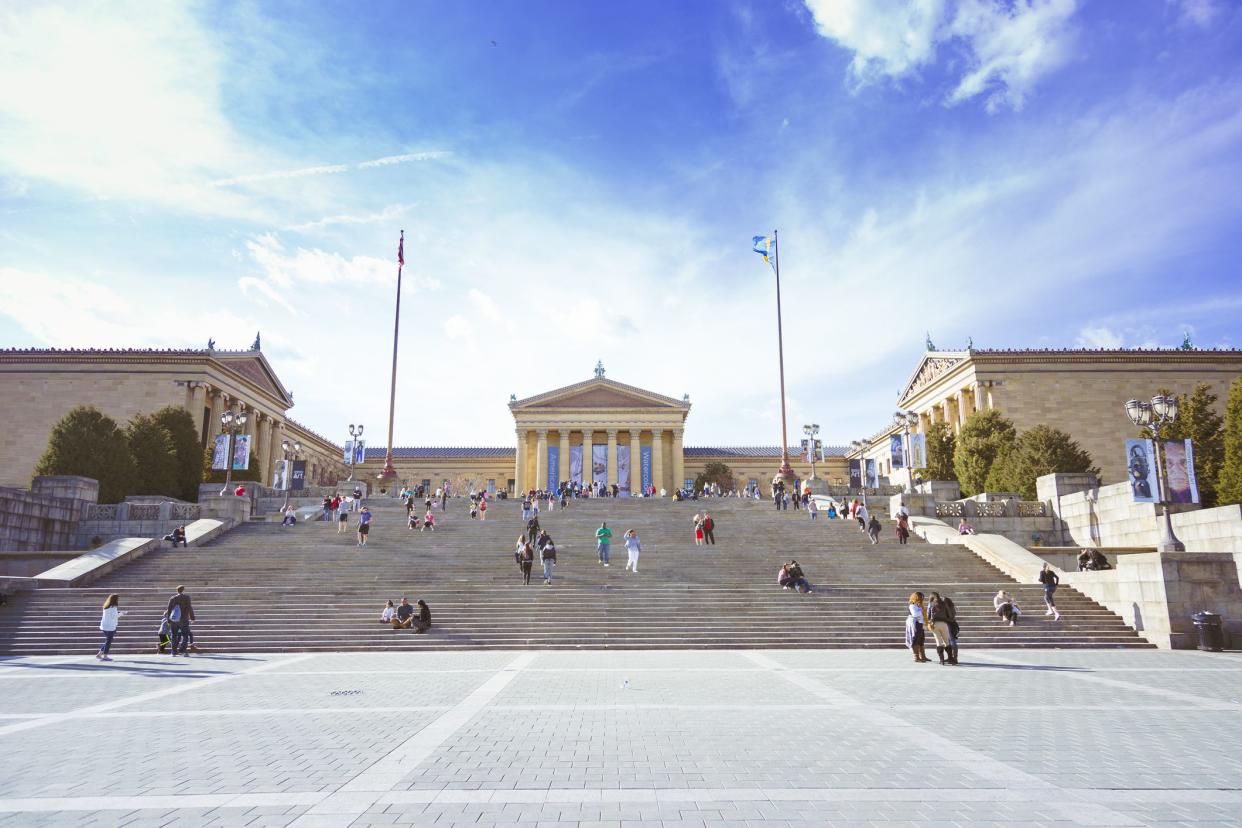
[
  {"x1": 890, "y1": 435, "x2": 904, "y2": 469},
  {"x1": 354, "y1": 440, "x2": 366, "y2": 464},
  {"x1": 272, "y1": 459, "x2": 288, "y2": 490},
  {"x1": 592, "y1": 444, "x2": 607, "y2": 486},
  {"x1": 212, "y1": 434, "x2": 230, "y2": 471},
  {"x1": 909, "y1": 434, "x2": 927, "y2": 469},
  {"x1": 547, "y1": 444, "x2": 560, "y2": 492},
  {"x1": 291, "y1": 459, "x2": 306, "y2": 491},
  {"x1": 1125, "y1": 438, "x2": 1158, "y2": 503},
  {"x1": 865, "y1": 458, "x2": 878, "y2": 488},
  {"x1": 1164, "y1": 439, "x2": 1200, "y2": 504},
  {"x1": 640, "y1": 445, "x2": 653, "y2": 493},
  {"x1": 617, "y1": 446, "x2": 631, "y2": 496},
  {"x1": 569, "y1": 445, "x2": 584, "y2": 486},
  {"x1": 848, "y1": 459, "x2": 861, "y2": 488},
  {"x1": 343, "y1": 440, "x2": 354, "y2": 463},
  {"x1": 231, "y1": 434, "x2": 251, "y2": 471}
]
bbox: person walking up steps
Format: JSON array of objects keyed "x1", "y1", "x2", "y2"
[
  {"x1": 896, "y1": 511, "x2": 910, "y2": 545},
  {"x1": 623, "y1": 529, "x2": 641, "y2": 573},
  {"x1": 518, "y1": 540, "x2": 535, "y2": 585},
  {"x1": 97, "y1": 594, "x2": 126, "y2": 660},
  {"x1": 337, "y1": 501, "x2": 349, "y2": 534},
  {"x1": 1039, "y1": 563, "x2": 1061, "y2": 620},
  {"x1": 166, "y1": 585, "x2": 195, "y2": 656},
  {"x1": 702, "y1": 512, "x2": 716, "y2": 545},
  {"x1": 596, "y1": 521, "x2": 612, "y2": 566},
  {"x1": 867, "y1": 514, "x2": 882, "y2": 544}
]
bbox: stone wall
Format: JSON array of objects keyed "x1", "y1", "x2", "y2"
[
  {"x1": 75, "y1": 499, "x2": 204, "y2": 547},
  {"x1": 0, "y1": 476, "x2": 97, "y2": 552},
  {"x1": 1045, "y1": 476, "x2": 1227, "y2": 549}
]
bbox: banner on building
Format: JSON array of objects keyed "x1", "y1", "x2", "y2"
[
  {"x1": 547, "y1": 445, "x2": 560, "y2": 492},
  {"x1": 848, "y1": 459, "x2": 861, "y2": 488},
  {"x1": 909, "y1": 434, "x2": 927, "y2": 469},
  {"x1": 592, "y1": 444, "x2": 607, "y2": 486},
  {"x1": 890, "y1": 435, "x2": 904, "y2": 470},
  {"x1": 272, "y1": 459, "x2": 288, "y2": 490},
  {"x1": 291, "y1": 460, "x2": 306, "y2": 491},
  {"x1": 865, "y1": 458, "x2": 878, "y2": 488},
  {"x1": 617, "y1": 446, "x2": 631, "y2": 496},
  {"x1": 640, "y1": 446, "x2": 653, "y2": 493},
  {"x1": 232, "y1": 434, "x2": 251, "y2": 471},
  {"x1": 212, "y1": 434, "x2": 230, "y2": 471},
  {"x1": 1163, "y1": 439, "x2": 1200, "y2": 504},
  {"x1": 569, "y1": 445, "x2": 584, "y2": 486},
  {"x1": 354, "y1": 440, "x2": 365, "y2": 464},
  {"x1": 343, "y1": 440, "x2": 354, "y2": 463},
  {"x1": 1125, "y1": 438, "x2": 1159, "y2": 503}
]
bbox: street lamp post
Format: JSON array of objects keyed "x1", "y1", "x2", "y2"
[
  {"x1": 802, "y1": 423, "x2": 820, "y2": 481},
  {"x1": 346, "y1": 423, "x2": 364, "y2": 482},
  {"x1": 1125, "y1": 395, "x2": 1186, "y2": 553},
  {"x1": 895, "y1": 411, "x2": 919, "y2": 493},
  {"x1": 280, "y1": 438, "x2": 303, "y2": 511},
  {"x1": 218, "y1": 407, "x2": 249, "y2": 497},
  {"x1": 859, "y1": 439, "x2": 872, "y2": 509}
]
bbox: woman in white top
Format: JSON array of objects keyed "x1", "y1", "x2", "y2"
[
  {"x1": 380, "y1": 600, "x2": 395, "y2": 623},
  {"x1": 994, "y1": 590, "x2": 1021, "y2": 625},
  {"x1": 97, "y1": 593, "x2": 127, "y2": 660},
  {"x1": 623, "y1": 529, "x2": 642, "y2": 573}
]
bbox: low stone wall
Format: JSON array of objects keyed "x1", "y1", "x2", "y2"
[
  {"x1": 1048, "y1": 477, "x2": 1237, "y2": 550},
  {"x1": 0, "y1": 476, "x2": 98, "y2": 552},
  {"x1": 76, "y1": 500, "x2": 204, "y2": 547},
  {"x1": 890, "y1": 493, "x2": 1056, "y2": 546},
  {"x1": 0, "y1": 550, "x2": 81, "y2": 578}
]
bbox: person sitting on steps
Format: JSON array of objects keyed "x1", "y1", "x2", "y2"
[
  {"x1": 994, "y1": 589, "x2": 1021, "y2": 625},
  {"x1": 391, "y1": 597, "x2": 415, "y2": 629}
]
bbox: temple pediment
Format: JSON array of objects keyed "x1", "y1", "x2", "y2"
[
  {"x1": 214, "y1": 352, "x2": 294, "y2": 408},
  {"x1": 511, "y1": 377, "x2": 688, "y2": 411},
  {"x1": 897, "y1": 352, "x2": 967, "y2": 405}
]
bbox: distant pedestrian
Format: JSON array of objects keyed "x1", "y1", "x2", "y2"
[
  {"x1": 322, "y1": 496, "x2": 333, "y2": 522},
  {"x1": 357, "y1": 506, "x2": 372, "y2": 546},
  {"x1": 807, "y1": 498, "x2": 819, "y2": 520},
  {"x1": 867, "y1": 515, "x2": 881, "y2": 544},
  {"x1": 166, "y1": 585, "x2": 195, "y2": 656},
  {"x1": 97, "y1": 593, "x2": 126, "y2": 660},
  {"x1": 856, "y1": 503, "x2": 869, "y2": 531},
  {"x1": 702, "y1": 512, "x2": 716, "y2": 544},
  {"x1": 596, "y1": 521, "x2": 612, "y2": 566},
  {"x1": 1039, "y1": 563, "x2": 1061, "y2": 620},
  {"x1": 479, "y1": 498, "x2": 487, "y2": 521},
  {"x1": 693, "y1": 514, "x2": 704, "y2": 546},
  {"x1": 337, "y1": 503, "x2": 349, "y2": 533},
  {"x1": 943, "y1": 594, "x2": 960, "y2": 664},
  {"x1": 518, "y1": 541, "x2": 535, "y2": 585},
  {"x1": 540, "y1": 535, "x2": 557, "y2": 585},
  {"x1": 623, "y1": 529, "x2": 641, "y2": 573},
  {"x1": 896, "y1": 512, "x2": 910, "y2": 544}
]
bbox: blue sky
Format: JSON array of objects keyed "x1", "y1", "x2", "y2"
[{"x1": 2, "y1": 0, "x2": 1240, "y2": 449}]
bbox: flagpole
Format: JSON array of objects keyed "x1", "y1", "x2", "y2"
[
  {"x1": 773, "y1": 229, "x2": 795, "y2": 484},
  {"x1": 378, "y1": 230, "x2": 403, "y2": 482}
]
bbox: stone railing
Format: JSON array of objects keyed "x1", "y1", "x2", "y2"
[
  {"x1": 170, "y1": 503, "x2": 201, "y2": 521},
  {"x1": 127, "y1": 504, "x2": 160, "y2": 521},
  {"x1": 936, "y1": 502, "x2": 966, "y2": 518},
  {"x1": 86, "y1": 504, "x2": 118, "y2": 520},
  {"x1": 977, "y1": 502, "x2": 1008, "y2": 518},
  {"x1": 1017, "y1": 501, "x2": 1047, "y2": 517}
]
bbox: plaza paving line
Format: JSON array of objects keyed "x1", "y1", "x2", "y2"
[
  {"x1": 742, "y1": 652, "x2": 1140, "y2": 827},
  {"x1": 0, "y1": 653, "x2": 317, "y2": 737},
  {"x1": 8, "y1": 785, "x2": 1242, "y2": 815},
  {"x1": 288, "y1": 652, "x2": 538, "y2": 825},
  {"x1": 966, "y1": 652, "x2": 1242, "y2": 708},
  {"x1": 31, "y1": 705, "x2": 457, "y2": 719}
]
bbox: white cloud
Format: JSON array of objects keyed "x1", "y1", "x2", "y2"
[
  {"x1": 213, "y1": 151, "x2": 449, "y2": 187},
  {"x1": 284, "y1": 203, "x2": 413, "y2": 233},
  {"x1": 803, "y1": 0, "x2": 1078, "y2": 111},
  {"x1": 238, "y1": 276, "x2": 297, "y2": 314},
  {"x1": 1075, "y1": 325, "x2": 1125, "y2": 348},
  {"x1": 443, "y1": 315, "x2": 474, "y2": 340},
  {"x1": 1171, "y1": 0, "x2": 1224, "y2": 27},
  {"x1": 244, "y1": 234, "x2": 413, "y2": 288},
  {"x1": 356, "y1": 151, "x2": 450, "y2": 169}
]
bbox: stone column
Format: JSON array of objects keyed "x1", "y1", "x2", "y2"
[
  {"x1": 256, "y1": 414, "x2": 273, "y2": 487},
  {"x1": 515, "y1": 429, "x2": 528, "y2": 493},
  {"x1": 268, "y1": 421, "x2": 284, "y2": 490},
  {"x1": 189, "y1": 383, "x2": 208, "y2": 443},
  {"x1": 535, "y1": 429, "x2": 548, "y2": 492},
  {"x1": 672, "y1": 428, "x2": 685, "y2": 491},
  {"x1": 207, "y1": 388, "x2": 224, "y2": 444},
  {"x1": 558, "y1": 430, "x2": 570, "y2": 489},
  {"x1": 629, "y1": 430, "x2": 641, "y2": 495},
  {"x1": 940, "y1": 400, "x2": 954, "y2": 433},
  {"x1": 919, "y1": 411, "x2": 932, "y2": 434},
  {"x1": 606, "y1": 429, "x2": 618, "y2": 489},
  {"x1": 956, "y1": 391, "x2": 969, "y2": 429},
  {"x1": 973, "y1": 382, "x2": 986, "y2": 413},
  {"x1": 582, "y1": 429, "x2": 594, "y2": 486},
  {"x1": 652, "y1": 428, "x2": 664, "y2": 494}
]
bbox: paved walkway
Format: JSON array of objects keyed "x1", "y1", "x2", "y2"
[{"x1": 1, "y1": 649, "x2": 1240, "y2": 826}]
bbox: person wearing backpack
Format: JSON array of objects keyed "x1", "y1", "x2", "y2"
[
  {"x1": 926, "y1": 592, "x2": 953, "y2": 665},
  {"x1": 1038, "y1": 563, "x2": 1062, "y2": 620},
  {"x1": 166, "y1": 585, "x2": 195, "y2": 656}
]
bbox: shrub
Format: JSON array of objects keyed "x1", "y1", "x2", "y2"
[
  {"x1": 953, "y1": 409, "x2": 1016, "y2": 496},
  {"x1": 33, "y1": 406, "x2": 135, "y2": 504}
]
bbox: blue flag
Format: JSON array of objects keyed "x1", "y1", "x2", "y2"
[{"x1": 752, "y1": 235, "x2": 776, "y2": 270}]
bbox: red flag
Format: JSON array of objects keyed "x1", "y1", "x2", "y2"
[{"x1": 397, "y1": 230, "x2": 404, "y2": 267}]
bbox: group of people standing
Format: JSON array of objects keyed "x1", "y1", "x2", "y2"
[
  {"x1": 97, "y1": 585, "x2": 198, "y2": 660},
  {"x1": 906, "y1": 591, "x2": 959, "y2": 665}
]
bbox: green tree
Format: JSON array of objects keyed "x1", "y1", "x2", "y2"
[
  {"x1": 953, "y1": 409, "x2": 1017, "y2": 496},
  {"x1": 126, "y1": 413, "x2": 178, "y2": 497},
  {"x1": 151, "y1": 406, "x2": 204, "y2": 501},
  {"x1": 1218, "y1": 377, "x2": 1242, "y2": 507},
  {"x1": 985, "y1": 424, "x2": 1099, "y2": 499},
  {"x1": 694, "y1": 462, "x2": 734, "y2": 493},
  {"x1": 1142, "y1": 385, "x2": 1224, "y2": 508},
  {"x1": 33, "y1": 406, "x2": 135, "y2": 503},
  {"x1": 921, "y1": 422, "x2": 956, "y2": 481}
]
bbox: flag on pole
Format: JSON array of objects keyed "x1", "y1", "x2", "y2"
[
  {"x1": 397, "y1": 230, "x2": 404, "y2": 267},
  {"x1": 752, "y1": 234, "x2": 776, "y2": 271}
]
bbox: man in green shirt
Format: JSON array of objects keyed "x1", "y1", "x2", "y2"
[{"x1": 595, "y1": 521, "x2": 613, "y2": 566}]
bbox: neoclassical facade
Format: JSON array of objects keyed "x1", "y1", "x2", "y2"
[
  {"x1": 848, "y1": 347, "x2": 1242, "y2": 486},
  {"x1": 0, "y1": 347, "x2": 348, "y2": 490}
]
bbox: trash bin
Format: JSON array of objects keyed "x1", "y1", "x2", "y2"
[{"x1": 1192, "y1": 611, "x2": 1224, "y2": 652}]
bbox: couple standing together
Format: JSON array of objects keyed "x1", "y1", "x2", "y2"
[{"x1": 595, "y1": 522, "x2": 641, "y2": 571}]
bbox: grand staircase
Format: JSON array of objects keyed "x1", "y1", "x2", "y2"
[{"x1": 0, "y1": 497, "x2": 1151, "y2": 654}]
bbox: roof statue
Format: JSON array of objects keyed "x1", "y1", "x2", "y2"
[
  {"x1": 683, "y1": 393, "x2": 690, "y2": 402},
  {"x1": 206, "y1": 338, "x2": 215, "y2": 351},
  {"x1": 966, "y1": 336, "x2": 973, "y2": 350},
  {"x1": 925, "y1": 332, "x2": 936, "y2": 352},
  {"x1": 509, "y1": 393, "x2": 517, "y2": 402},
  {"x1": 594, "y1": 360, "x2": 605, "y2": 378},
  {"x1": 1181, "y1": 331, "x2": 1194, "y2": 350},
  {"x1": 251, "y1": 332, "x2": 261, "y2": 351}
]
